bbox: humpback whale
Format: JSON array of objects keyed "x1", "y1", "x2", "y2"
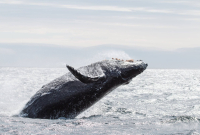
[{"x1": 20, "y1": 59, "x2": 148, "y2": 119}]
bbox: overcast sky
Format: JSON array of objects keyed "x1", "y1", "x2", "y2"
[{"x1": 0, "y1": 0, "x2": 200, "y2": 50}]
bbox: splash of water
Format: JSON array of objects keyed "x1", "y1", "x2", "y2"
[{"x1": 77, "y1": 50, "x2": 132, "y2": 67}]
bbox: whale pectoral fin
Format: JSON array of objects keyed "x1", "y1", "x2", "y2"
[{"x1": 66, "y1": 65, "x2": 105, "y2": 84}]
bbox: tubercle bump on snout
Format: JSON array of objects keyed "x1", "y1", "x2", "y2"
[{"x1": 112, "y1": 58, "x2": 134, "y2": 63}]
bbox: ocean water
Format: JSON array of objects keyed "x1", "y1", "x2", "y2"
[{"x1": 0, "y1": 68, "x2": 200, "y2": 135}]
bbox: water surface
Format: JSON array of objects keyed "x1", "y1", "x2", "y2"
[{"x1": 0, "y1": 68, "x2": 200, "y2": 134}]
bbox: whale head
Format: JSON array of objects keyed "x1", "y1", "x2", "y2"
[
  {"x1": 119, "y1": 60, "x2": 148, "y2": 83},
  {"x1": 103, "y1": 59, "x2": 148, "y2": 85}
]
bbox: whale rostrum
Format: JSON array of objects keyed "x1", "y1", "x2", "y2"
[{"x1": 20, "y1": 59, "x2": 148, "y2": 119}]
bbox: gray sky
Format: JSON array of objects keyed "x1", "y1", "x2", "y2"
[
  {"x1": 0, "y1": 0, "x2": 200, "y2": 68},
  {"x1": 0, "y1": 0, "x2": 200, "y2": 50}
]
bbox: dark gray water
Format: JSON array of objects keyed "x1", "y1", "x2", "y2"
[{"x1": 0, "y1": 68, "x2": 200, "y2": 134}]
